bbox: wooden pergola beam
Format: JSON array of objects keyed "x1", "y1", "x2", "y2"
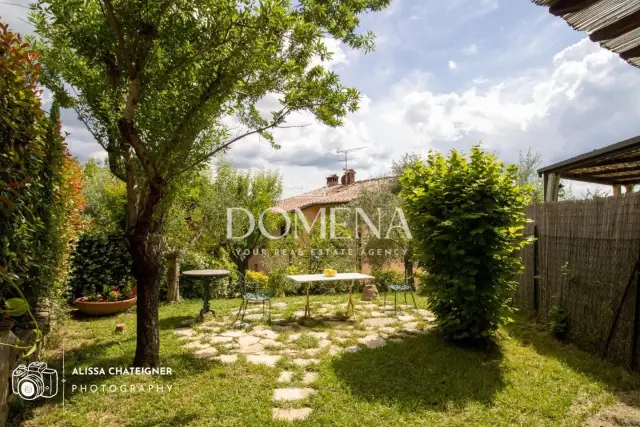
[
  {"x1": 621, "y1": 44, "x2": 640, "y2": 60},
  {"x1": 590, "y1": 9, "x2": 640, "y2": 42},
  {"x1": 549, "y1": 0, "x2": 600, "y2": 16}
]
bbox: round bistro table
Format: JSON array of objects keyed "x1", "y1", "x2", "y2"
[{"x1": 182, "y1": 269, "x2": 230, "y2": 319}]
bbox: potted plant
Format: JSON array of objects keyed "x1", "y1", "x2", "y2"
[{"x1": 74, "y1": 282, "x2": 137, "y2": 316}]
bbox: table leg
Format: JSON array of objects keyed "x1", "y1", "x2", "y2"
[
  {"x1": 346, "y1": 281, "x2": 354, "y2": 316},
  {"x1": 304, "y1": 282, "x2": 311, "y2": 318},
  {"x1": 200, "y1": 279, "x2": 211, "y2": 318}
]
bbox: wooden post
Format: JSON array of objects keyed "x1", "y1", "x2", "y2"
[
  {"x1": 533, "y1": 225, "x2": 540, "y2": 312},
  {"x1": 545, "y1": 173, "x2": 560, "y2": 202},
  {"x1": 613, "y1": 185, "x2": 622, "y2": 197},
  {"x1": 626, "y1": 184, "x2": 635, "y2": 195}
]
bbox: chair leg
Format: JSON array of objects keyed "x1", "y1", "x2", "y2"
[
  {"x1": 240, "y1": 300, "x2": 248, "y2": 323},
  {"x1": 268, "y1": 299, "x2": 272, "y2": 324},
  {"x1": 384, "y1": 290, "x2": 387, "y2": 308},
  {"x1": 404, "y1": 291, "x2": 408, "y2": 307},
  {"x1": 394, "y1": 290, "x2": 398, "y2": 315},
  {"x1": 235, "y1": 299, "x2": 245, "y2": 323},
  {"x1": 410, "y1": 290, "x2": 418, "y2": 309}
]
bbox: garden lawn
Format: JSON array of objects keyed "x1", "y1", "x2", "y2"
[{"x1": 12, "y1": 295, "x2": 640, "y2": 427}]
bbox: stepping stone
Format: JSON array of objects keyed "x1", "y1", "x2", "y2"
[
  {"x1": 332, "y1": 330, "x2": 352, "y2": 337},
  {"x1": 287, "y1": 333, "x2": 301, "y2": 342},
  {"x1": 183, "y1": 342, "x2": 210, "y2": 350},
  {"x1": 273, "y1": 388, "x2": 315, "y2": 401},
  {"x1": 221, "y1": 330, "x2": 245, "y2": 338},
  {"x1": 293, "y1": 311, "x2": 306, "y2": 318},
  {"x1": 302, "y1": 372, "x2": 318, "y2": 384},
  {"x1": 215, "y1": 354, "x2": 238, "y2": 364},
  {"x1": 369, "y1": 311, "x2": 385, "y2": 318},
  {"x1": 174, "y1": 328, "x2": 196, "y2": 337},
  {"x1": 363, "y1": 304, "x2": 378, "y2": 309},
  {"x1": 304, "y1": 348, "x2": 321, "y2": 356},
  {"x1": 363, "y1": 318, "x2": 395, "y2": 327},
  {"x1": 209, "y1": 336, "x2": 234, "y2": 344},
  {"x1": 317, "y1": 339, "x2": 331, "y2": 348},
  {"x1": 273, "y1": 302, "x2": 288, "y2": 309},
  {"x1": 379, "y1": 327, "x2": 398, "y2": 335},
  {"x1": 259, "y1": 338, "x2": 284, "y2": 348},
  {"x1": 244, "y1": 313, "x2": 264, "y2": 321},
  {"x1": 416, "y1": 309, "x2": 433, "y2": 316},
  {"x1": 194, "y1": 347, "x2": 218, "y2": 358},
  {"x1": 237, "y1": 343, "x2": 265, "y2": 354},
  {"x1": 424, "y1": 316, "x2": 436, "y2": 322},
  {"x1": 238, "y1": 335, "x2": 261, "y2": 347},
  {"x1": 321, "y1": 304, "x2": 336, "y2": 308},
  {"x1": 272, "y1": 325, "x2": 295, "y2": 332},
  {"x1": 359, "y1": 335, "x2": 386, "y2": 349},
  {"x1": 328, "y1": 346, "x2": 342, "y2": 356},
  {"x1": 398, "y1": 315, "x2": 415, "y2": 322},
  {"x1": 345, "y1": 346, "x2": 361, "y2": 353},
  {"x1": 292, "y1": 358, "x2": 319, "y2": 367},
  {"x1": 403, "y1": 322, "x2": 419, "y2": 330},
  {"x1": 246, "y1": 354, "x2": 281, "y2": 367},
  {"x1": 252, "y1": 329, "x2": 279, "y2": 340},
  {"x1": 277, "y1": 371, "x2": 293, "y2": 383},
  {"x1": 272, "y1": 408, "x2": 312, "y2": 421},
  {"x1": 324, "y1": 321, "x2": 347, "y2": 327},
  {"x1": 309, "y1": 331, "x2": 329, "y2": 340}
]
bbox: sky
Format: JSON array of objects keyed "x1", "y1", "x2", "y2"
[{"x1": 4, "y1": 0, "x2": 639, "y2": 198}]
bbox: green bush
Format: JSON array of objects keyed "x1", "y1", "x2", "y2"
[
  {"x1": 0, "y1": 22, "x2": 85, "y2": 307},
  {"x1": 372, "y1": 268, "x2": 404, "y2": 292},
  {"x1": 401, "y1": 146, "x2": 531, "y2": 343},
  {"x1": 549, "y1": 299, "x2": 568, "y2": 339},
  {"x1": 67, "y1": 230, "x2": 131, "y2": 299}
]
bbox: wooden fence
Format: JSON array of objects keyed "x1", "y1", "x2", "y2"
[{"x1": 515, "y1": 193, "x2": 640, "y2": 368}]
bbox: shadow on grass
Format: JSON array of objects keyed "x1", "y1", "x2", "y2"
[
  {"x1": 331, "y1": 331, "x2": 505, "y2": 411},
  {"x1": 158, "y1": 315, "x2": 196, "y2": 330},
  {"x1": 505, "y1": 319, "x2": 640, "y2": 405}
]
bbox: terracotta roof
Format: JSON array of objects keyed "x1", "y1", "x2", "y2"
[
  {"x1": 532, "y1": 0, "x2": 640, "y2": 69},
  {"x1": 276, "y1": 176, "x2": 395, "y2": 211}
]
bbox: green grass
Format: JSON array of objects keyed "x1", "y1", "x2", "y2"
[{"x1": 12, "y1": 295, "x2": 640, "y2": 427}]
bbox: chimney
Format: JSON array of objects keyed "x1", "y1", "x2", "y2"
[
  {"x1": 341, "y1": 169, "x2": 356, "y2": 186},
  {"x1": 326, "y1": 174, "x2": 339, "y2": 187}
]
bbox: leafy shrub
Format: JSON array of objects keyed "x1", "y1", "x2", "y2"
[
  {"x1": 372, "y1": 268, "x2": 404, "y2": 292},
  {"x1": 0, "y1": 22, "x2": 85, "y2": 306},
  {"x1": 401, "y1": 146, "x2": 532, "y2": 343},
  {"x1": 67, "y1": 230, "x2": 131, "y2": 299},
  {"x1": 549, "y1": 299, "x2": 568, "y2": 339}
]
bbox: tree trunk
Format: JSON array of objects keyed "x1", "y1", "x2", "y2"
[
  {"x1": 129, "y1": 183, "x2": 164, "y2": 368},
  {"x1": 166, "y1": 253, "x2": 180, "y2": 302}
]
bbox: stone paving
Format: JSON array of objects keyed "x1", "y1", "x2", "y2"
[{"x1": 174, "y1": 298, "x2": 435, "y2": 422}]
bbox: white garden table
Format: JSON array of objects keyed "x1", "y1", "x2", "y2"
[{"x1": 287, "y1": 273, "x2": 375, "y2": 318}]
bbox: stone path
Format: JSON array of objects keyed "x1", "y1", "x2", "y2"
[{"x1": 174, "y1": 298, "x2": 435, "y2": 421}]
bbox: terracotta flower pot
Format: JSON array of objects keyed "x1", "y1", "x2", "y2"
[{"x1": 74, "y1": 297, "x2": 137, "y2": 316}]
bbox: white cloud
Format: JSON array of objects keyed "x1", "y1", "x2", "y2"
[
  {"x1": 309, "y1": 37, "x2": 348, "y2": 71},
  {"x1": 229, "y1": 38, "x2": 640, "y2": 198},
  {"x1": 448, "y1": 60, "x2": 457, "y2": 70},
  {"x1": 463, "y1": 43, "x2": 479, "y2": 56}
]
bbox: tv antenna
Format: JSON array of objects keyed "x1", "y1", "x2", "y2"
[{"x1": 337, "y1": 147, "x2": 366, "y2": 171}]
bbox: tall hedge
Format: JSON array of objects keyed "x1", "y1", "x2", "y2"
[
  {"x1": 0, "y1": 22, "x2": 85, "y2": 305},
  {"x1": 401, "y1": 147, "x2": 531, "y2": 342}
]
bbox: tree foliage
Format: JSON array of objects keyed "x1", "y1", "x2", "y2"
[
  {"x1": 30, "y1": 0, "x2": 390, "y2": 366},
  {"x1": 401, "y1": 146, "x2": 532, "y2": 342}
]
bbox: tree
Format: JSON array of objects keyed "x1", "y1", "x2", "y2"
[
  {"x1": 401, "y1": 146, "x2": 532, "y2": 343},
  {"x1": 31, "y1": 0, "x2": 390, "y2": 366},
  {"x1": 517, "y1": 149, "x2": 544, "y2": 204},
  {"x1": 225, "y1": 168, "x2": 283, "y2": 275}
]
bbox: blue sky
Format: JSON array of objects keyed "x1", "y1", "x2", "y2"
[{"x1": 4, "y1": 0, "x2": 639, "y2": 197}]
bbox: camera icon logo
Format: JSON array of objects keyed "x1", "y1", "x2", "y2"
[{"x1": 12, "y1": 362, "x2": 58, "y2": 400}]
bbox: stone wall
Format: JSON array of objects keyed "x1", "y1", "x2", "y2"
[{"x1": 0, "y1": 312, "x2": 50, "y2": 427}]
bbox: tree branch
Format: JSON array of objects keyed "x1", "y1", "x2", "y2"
[
  {"x1": 102, "y1": 0, "x2": 133, "y2": 76},
  {"x1": 173, "y1": 109, "x2": 291, "y2": 178}
]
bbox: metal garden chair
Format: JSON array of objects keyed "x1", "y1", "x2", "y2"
[
  {"x1": 383, "y1": 277, "x2": 418, "y2": 314},
  {"x1": 235, "y1": 273, "x2": 272, "y2": 323}
]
